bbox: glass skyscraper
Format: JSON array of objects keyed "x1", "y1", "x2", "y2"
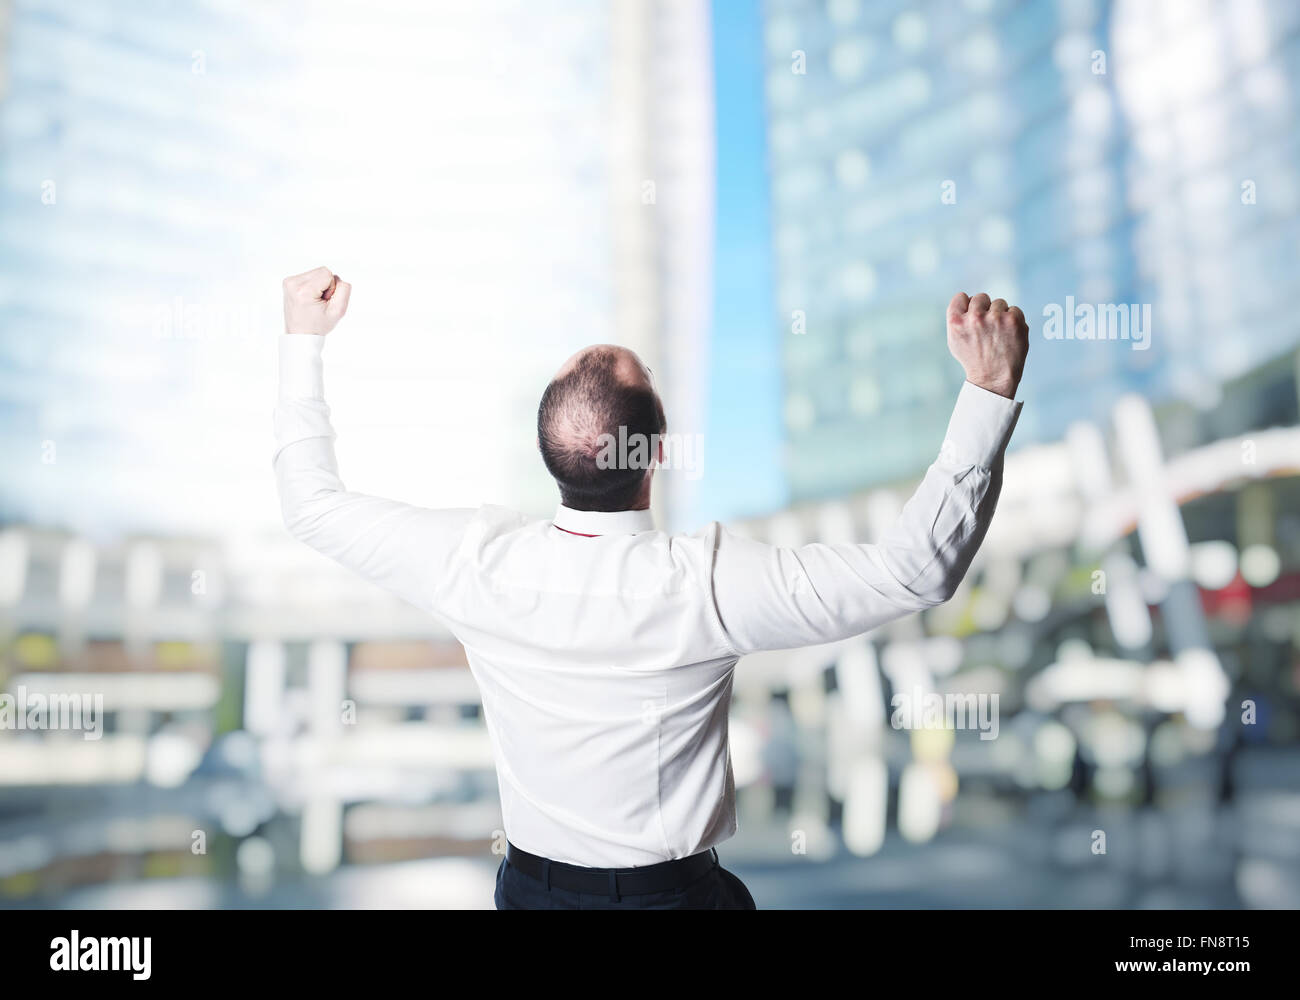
[
  {"x1": 0, "y1": 0, "x2": 714, "y2": 538},
  {"x1": 762, "y1": 0, "x2": 1300, "y2": 499}
]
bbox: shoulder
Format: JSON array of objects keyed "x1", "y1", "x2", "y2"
[
  {"x1": 475, "y1": 503, "x2": 536, "y2": 532},
  {"x1": 662, "y1": 521, "x2": 729, "y2": 572},
  {"x1": 451, "y1": 504, "x2": 545, "y2": 553}
]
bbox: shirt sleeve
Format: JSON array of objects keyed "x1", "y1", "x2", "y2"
[
  {"x1": 272, "y1": 334, "x2": 476, "y2": 610},
  {"x1": 712, "y1": 381, "x2": 1023, "y2": 655}
]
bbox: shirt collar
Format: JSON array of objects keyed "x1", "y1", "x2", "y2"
[{"x1": 553, "y1": 504, "x2": 656, "y2": 536}]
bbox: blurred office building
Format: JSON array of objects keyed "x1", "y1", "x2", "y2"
[
  {"x1": 0, "y1": 0, "x2": 715, "y2": 907},
  {"x1": 0, "y1": 0, "x2": 713, "y2": 535},
  {"x1": 737, "y1": 0, "x2": 1300, "y2": 906},
  {"x1": 764, "y1": 0, "x2": 1300, "y2": 496}
]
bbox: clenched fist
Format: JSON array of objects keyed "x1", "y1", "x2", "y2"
[
  {"x1": 282, "y1": 266, "x2": 351, "y2": 336},
  {"x1": 946, "y1": 292, "x2": 1028, "y2": 399}
]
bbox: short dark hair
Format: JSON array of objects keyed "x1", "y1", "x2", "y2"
[{"x1": 537, "y1": 348, "x2": 666, "y2": 512}]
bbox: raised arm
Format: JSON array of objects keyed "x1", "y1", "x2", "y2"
[
  {"x1": 273, "y1": 267, "x2": 474, "y2": 609},
  {"x1": 713, "y1": 292, "x2": 1028, "y2": 655}
]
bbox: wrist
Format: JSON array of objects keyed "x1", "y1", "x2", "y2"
[{"x1": 965, "y1": 373, "x2": 1017, "y2": 399}]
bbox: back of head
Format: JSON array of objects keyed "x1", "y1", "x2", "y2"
[{"x1": 537, "y1": 347, "x2": 665, "y2": 511}]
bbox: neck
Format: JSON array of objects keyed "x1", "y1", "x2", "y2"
[{"x1": 561, "y1": 476, "x2": 653, "y2": 513}]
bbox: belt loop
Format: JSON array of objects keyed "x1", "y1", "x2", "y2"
[
  {"x1": 541, "y1": 859, "x2": 551, "y2": 891},
  {"x1": 608, "y1": 870, "x2": 620, "y2": 903}
]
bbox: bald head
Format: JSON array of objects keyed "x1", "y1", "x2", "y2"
[{"x1": 537, "y1": 345, "x2": 666, "y2": 512}]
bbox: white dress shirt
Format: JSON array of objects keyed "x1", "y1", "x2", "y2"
[{"x1": 273, "y1": 334, "x2": 1023, "y2": 868}]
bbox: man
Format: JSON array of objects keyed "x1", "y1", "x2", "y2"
[{"x1": 274, "y1": 266, "x2": 1028, "y2": 909}]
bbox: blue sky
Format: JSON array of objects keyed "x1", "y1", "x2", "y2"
[{"x1": 694, "y1": 0, "x2": 786, "y2": 527}]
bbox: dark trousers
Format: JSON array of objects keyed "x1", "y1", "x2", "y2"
[{"x1": 494, "y1": 850, "x2": 757, "y2": 910}]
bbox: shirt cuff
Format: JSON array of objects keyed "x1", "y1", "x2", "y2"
[
  {"x1": 279, "y1": 333, "x2": 326, "y2": 400},
  {"x1": 940, "y1": 380, "x2": 1023, "y2": 470}
]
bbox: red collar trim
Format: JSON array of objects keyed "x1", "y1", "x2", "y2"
[{"x1": 555, "y1": 526, "x2": 600, "y2": 538}]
